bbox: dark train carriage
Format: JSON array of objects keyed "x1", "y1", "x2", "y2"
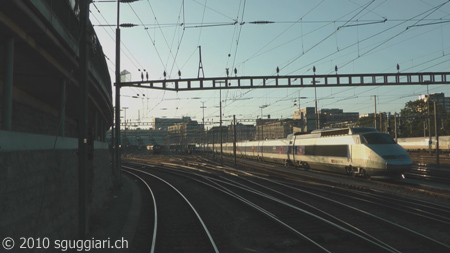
[{"x1": 146, "y1": 144, "x2": 162, "y2": 154}]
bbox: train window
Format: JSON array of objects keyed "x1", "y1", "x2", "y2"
[{"x1": 361, "y1": 133, "x2": 396, "y2": 145}]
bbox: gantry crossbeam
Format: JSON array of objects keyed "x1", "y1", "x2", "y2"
[{"x1": 117, "y1": 72, "x2": 450, "y2": 91}]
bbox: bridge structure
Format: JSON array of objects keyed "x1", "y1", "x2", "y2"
[{"x1": 117, "y1": 72, "x2": 450, "y2": 91}]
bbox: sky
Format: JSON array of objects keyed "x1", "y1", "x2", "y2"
[{"x1": 90, "y1": 0, "x2": 450, "y2": 128}]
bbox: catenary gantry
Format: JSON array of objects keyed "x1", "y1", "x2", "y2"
[{"x1": 117, "y1": 72, "x2": 450, "y2": 91}]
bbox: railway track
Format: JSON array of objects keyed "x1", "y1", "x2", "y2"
[
  {"x1": 204, "y1": 153, "x2": 450, "y2": 197},
  {"x1": 123, "y1": 163, "x2": 305, "y2": 252},
  {"x1": 122, "y1": 166, "x2": 219, "y2": 253},
  {"x1": 222, "y1": 174, "x2": 450, "y2": 252},
  {"x1": 406, "y1": 151, "x2": 450, "y2": 184},
  {"x1": 405, "y1": 165, "x2": 450, "y2": 184},
  {"x1": 194, "y1": 158, "x2": 450, "y2": 251},
  {"x1": 123, "y1": 157, "x2": 450, "y2": 252}
]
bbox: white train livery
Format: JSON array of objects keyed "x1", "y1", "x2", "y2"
[{"x1": 205, "y1": 127, "x2": 412, "y2": 179}]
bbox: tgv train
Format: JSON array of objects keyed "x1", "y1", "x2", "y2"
[
  {"x1": 204, "y1": 127, "x2": 412, "y2": 179},
  {"x1": 397, "y1": 136, "x2": 450, "y2": 151}
]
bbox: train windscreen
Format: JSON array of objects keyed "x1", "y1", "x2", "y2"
[{"x1": 361, "y1": 133, "x2": 396, "y2": 145}]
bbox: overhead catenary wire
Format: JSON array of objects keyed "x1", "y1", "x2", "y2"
[
  {"x1": 91, "y1": 3, "x2": 144, "y2": 71},
  {"x1": 278, "y1": 0, "x2": 376, "y2": 74},
  {"x1": 339, "y1": 0, "x2": 450, "y2": 69},
  {"x1": 93, "y1": 1, "x2": 450, "y2": 124}
]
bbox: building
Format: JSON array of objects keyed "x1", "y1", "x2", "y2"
[
  {"x1": 418, "y1": 93, "x2": 450, "y2": 111},
  {"x1": 320, "y1": 108, "x2": 359, "y2": 128},
  {"x1": 293, "y1": 107, "x2": 359, "y2": 133},
  {"x1": 168, "y1": 120, "x2": 203, "y2": 145},
  {"x1": 293, "y1": 107, "x2": 318, "y2": 133},
  {"x1": 257, "y1": 119, "x2": 300, "y2": 140},
  {"x1": 206, "y1": 126, "x2": 229, "y2": 144},
  {"x1": 107, "y1": 128, "x2": 168, "y2": 147},
  {"x1": 152, "y1": 116, "x2": 191, "y2": 130},
  {"x1": 229, "y1": 123, "x2": 255, "y2": 142}
]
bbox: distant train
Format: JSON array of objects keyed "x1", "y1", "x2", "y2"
[
  {"x1": 146, "y1": 144, "x2": 162, "y2": 154},
  {"x1": 397, "y1": 136, "x2": 450, "y2": 151},
  {"x1": 167, "y1": 144, "x2": 197, "y2": 153},
  {"x1": 203, "y1": 127, "x2": 413, "y2": 179}
]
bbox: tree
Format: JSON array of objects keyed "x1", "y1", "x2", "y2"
[
  {"x1": 399, "y1": 99, "x2": 447, "y2": 137},
  {"x1": 356, "y1": 116, "x2": 374, "y2": 128}
]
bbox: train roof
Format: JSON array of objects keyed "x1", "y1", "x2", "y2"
[{"x1": 293, "y1": 127, "x2": 378, "y2": 138}]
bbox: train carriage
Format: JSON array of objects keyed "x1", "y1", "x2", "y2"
[
  {"x1": 289, "y1": 128, "x2": 412, "y2": 178},
  {"x1": 146, "y1": 144, "x2": 162, "y2": 155},
  {"x1": 397, "y1": 136, "x2": 450, "y2": 151},
  {"x1": 206, "y1": 127, "x2": 412, "y2": 179}
]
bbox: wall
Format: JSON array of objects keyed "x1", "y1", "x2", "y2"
[{"x1": 0, "y1": 131, "x2": 113, "y2": 240}]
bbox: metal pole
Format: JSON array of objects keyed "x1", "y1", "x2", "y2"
[
  {"x1": 2, "y1": 36, "x2": 14, "y2": 131},
  {"x1": 428, "y1": 95, "x2": 432, "y2": 155},
  {"x1": 313, "y1": 67, "x2": 318, "y2": 129},
  {"x1": 315, "y1": 87, "x2": 318, "y2": 129},
  {"x1": 380, "y1": 113, "x2": 383, "y2": 132},
  {"x1": 123, "y1": 107, "x2": 128, "y2": 146},
  {"x1": 201, "y1": 101, "x2": 206, "y2": 130},
  {"x1": 233, "y1": 115, "x2": 237, "y2": 166},
  {"x1": 201, "y1": 101, "x2": 206, "y2": 152},
  {"x1": 219, "y1": 82, "x2": 223, "y2": 164},
  {"x1": 114, "y1": 0, "x2": 121, "y2": 187},
  {"x1": 260, "y1": 107, "x2": 263, "y2": 140},
  {"x1": 394, "y1": 113, "x2": 398, "y2": 142},
  {"x1": 387, "y1": 112, "x2": 391, "y2": 134},
  {"x1": 78, "y1": 0, "x2": 89, "y2": 239},
  {"x1": 374, "y1": 95, "x2": 377, "y2": 129},
  {"x1": 434, "y1": 102, "x2": 439, "y2": 166}
]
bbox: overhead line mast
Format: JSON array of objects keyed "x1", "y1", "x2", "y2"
[{"x1": 198, "y1": 45, "x2": 205, "y2": 78}]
